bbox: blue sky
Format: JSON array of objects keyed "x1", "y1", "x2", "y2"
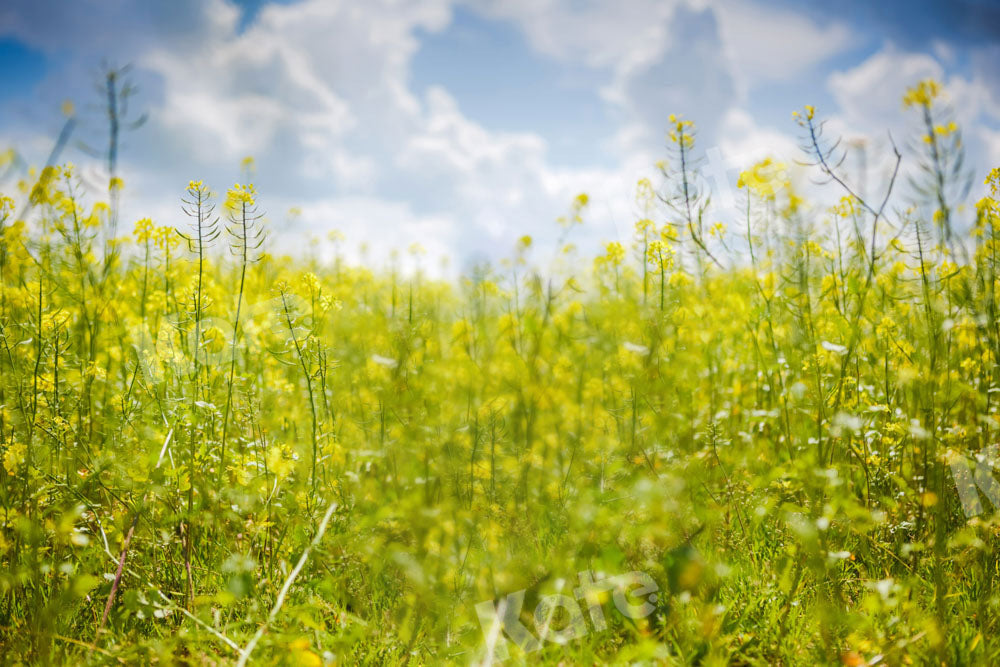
[{"x1": 1, "y1": 0, "x2": 998, "y2": 267}]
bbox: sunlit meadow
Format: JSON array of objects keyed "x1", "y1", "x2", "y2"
[{"x1": 3, "y1": 6, "x2": 1000, "y2": 667}]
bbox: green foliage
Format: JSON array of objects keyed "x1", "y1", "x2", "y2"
[{"x1": 1, "y1": 80, "x2": 1000, "y2": 665}]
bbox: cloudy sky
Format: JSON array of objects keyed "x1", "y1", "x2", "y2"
[{"x1": 1, "y1": 0, "x2": 999, "y2": 269}]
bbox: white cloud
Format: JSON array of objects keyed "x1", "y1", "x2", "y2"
[
  {"x1": 971, "y1": 44, "x2": 1000, "y2": 106},
  {"x1": 602, "y1": 3, "x2": 737, "y2": 165},
  {"x1": 277, "y1": 195, "x2": 458, "y2": 267},
  {"x1": 1, "y1": 0, "x2": 995, "y2": 271},
  {"x1": 2, "y1": 0, "x2": 635, "y2": 266},
  {"x1": 399, "y1": 87, "x2": 546, "y2": 176},
  {"x1": 716, "y1": 108, "x2": 798, "y2": 162},
  {"x1": 711, "y1": 0, "x2": 854, "y2": 86},
  {"x1": 122, "y1": 0, "x2": 646, "y2": 263},
  {"x1": 824, "y1": 45, "x2": 1000, "y2": 221},
  {"x1": 469, "y1": 0, "x2": 676, "y2": 70},
  {"x1": 982, "y1": 126, "x2": 1000, "y2": 172},
  {"x1": 828, "y1": 47, "x2": 944, "y2": 131}
]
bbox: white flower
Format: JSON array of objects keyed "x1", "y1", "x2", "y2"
[
  {"x1": 371, "y1": 354, "x2": 398, "y2": 368},
  {"x1": 821, "y1": 340, "x2": 848, "y2": 355},
  {"x1": 623, "y1": 341, "x2": 649, "y2": 355}
]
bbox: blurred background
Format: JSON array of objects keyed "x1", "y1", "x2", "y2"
[{"x1": 1, "y1": 0, "x2": 998, "y2": 272}]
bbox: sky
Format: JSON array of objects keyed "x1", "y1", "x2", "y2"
[{"x1": 0, "y1": 0, "x2": 998, "y2": 271}]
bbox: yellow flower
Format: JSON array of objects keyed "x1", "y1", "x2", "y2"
[
  {"x1": 558, "y1": 192, "x2": 589, "y2": 226},
  {"x1": 225, "y1": 182, "x2": 256, "y2": 210},
  {"x1": 301, "y1": 271, "x2": 321, "y2": 296},
  {"x1": 133, "y1": 217, "x2": 154, "y2": 243},
  {"x1": 636, "y1": 177, "x2": 655, "y2": 209},
  {"x1": 792, "y1": 105, "x2": 816, "y2": 124},
  {"x1": 647, "y1": 239, "x2": 675, "y2": 270},
  {"x1": 603, "y1": 241, "x2": 625, "y2": 266},
  {"x1": 84, "y1": 203, "x2": 109, "y2": 228},
  {"x1": 985, "y1": 167, "x2": 1000, "y2": 198},
  {"x1": 634, "y1": 218, "x2": 655, "y2": 235},
  {"x1": 153, "y1": 225, "x2": 179, "y2": 251},
  {"x1": 288, "y1": 638, "x2": 322, "y2": 666},
  {"x1": 669, "y1": 270, "x2": 692, "y2": 287},
  {"x1": 266, "y1": 444, "x2": 295, "y2": 480},
  {"x1": 738, "y1": 158, "x2": 788, "y2": 200},
  {"x1": 3, "y1": 440, "x2": 26, "y2": 476},
  {"x1": 934, "y1": 121, "x2": 958, "y2": 137},
  {"x1": 319, "y1": 295, "x2": 342, "y2": 312},
  {"x1": 186, "y1": 180, "x2": 212, "y2": 198},
  {"x1": 903, "y1": 79, "x2": 941, "y2": 108},
  {"x1": 667, "y1": 114, "x2": 695, "y2": 149}
]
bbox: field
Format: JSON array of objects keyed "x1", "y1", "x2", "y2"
[{"x1": 2, "y1": 79, "x2": 1000, "y2": 665}]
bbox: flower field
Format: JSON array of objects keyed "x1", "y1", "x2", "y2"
[{"x1": 2, "y1": 79, "x2": 1000, "y2": 665}]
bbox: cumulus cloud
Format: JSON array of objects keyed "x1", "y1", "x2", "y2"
[
  {"x1": 469, "y1": 0, "x2": 677, "y2": 70},
  {"x1": 825, "y1": 45, "x2": 1000, "y2": 211},
  {"x1": 0, "y1": 0, "x2": 995, "y2": 271},
  {"x1": 828, "y1": 48, "x2": 943, "y2": 131},
  {"x1": 711, "y1": 0, "x2": 855, "y2": 87},
  {"x1": 3, "y1": 0, "x2": 632, "y2": 268},
  {"x1": 610, "y1": 4, "x2": 736, "y2": 157},
  {"x1": 971, "y1": 44, "x2": 1000, "y2": 105}
]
